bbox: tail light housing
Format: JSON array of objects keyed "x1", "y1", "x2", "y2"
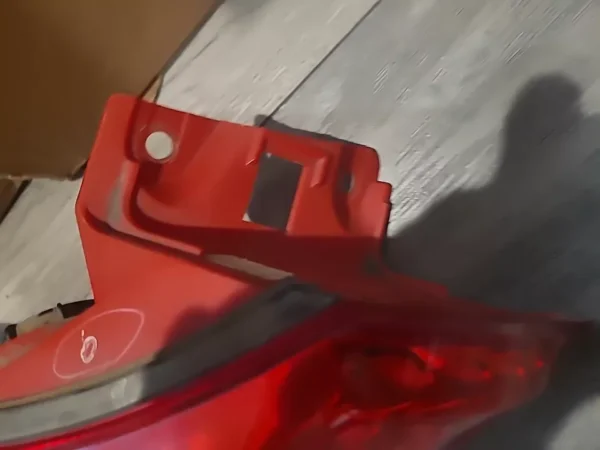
[{"x1": 0, "y1": 96, "x2": 579, "y2": 449}]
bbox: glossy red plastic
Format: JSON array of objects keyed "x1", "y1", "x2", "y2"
[{"x1": 0, "y1": 96, "x2": 579, "y2": 449}]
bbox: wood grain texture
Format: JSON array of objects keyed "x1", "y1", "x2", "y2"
[
  {"x1": 0, "y1": 180, "x2": 89, "y2": 323},
  {"x1": 158, "y1": 0, "x2": 380, "y2": 123}
]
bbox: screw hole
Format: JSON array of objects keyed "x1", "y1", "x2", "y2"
[{"x1": 145, "y1": 131, "x2": 174, "y2": 161}]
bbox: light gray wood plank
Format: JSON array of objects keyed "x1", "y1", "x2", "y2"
[{"x1": 159, "y1": 0, "x2": 380, "y2": 123}]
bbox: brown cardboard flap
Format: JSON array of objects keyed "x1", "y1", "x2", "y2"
[
  {"x1": 0, "y1": 0, "x2": 219, "y2": 178},
  {"x1": 0, "y1": 179, "x2": 23, "y2": 221}
]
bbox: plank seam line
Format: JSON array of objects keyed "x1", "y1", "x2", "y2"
[{"x1": 258, "y1": 0, "x2": 383, "y2": 125}]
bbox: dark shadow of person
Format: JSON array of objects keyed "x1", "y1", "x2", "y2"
[{"x1": 387, "y1": 74, "x2": 600, "y2": 318}]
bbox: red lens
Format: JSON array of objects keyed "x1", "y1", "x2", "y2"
[
  {"x1": 4, "y1": 293, "x2": 567, "y2": 450},
  {"x1": 20, "y1": 333, "x2": 554, "y2": 450}
]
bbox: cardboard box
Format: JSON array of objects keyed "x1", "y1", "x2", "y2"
[
  {"x1": 0, "y1": 0, "x2": 219, "y2": 179},
  {"x1": 0, "y1": 0, "x2": 219, "y2": 221}
]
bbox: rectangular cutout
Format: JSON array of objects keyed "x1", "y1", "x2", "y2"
[{"x1": 245, "y1": 153, "x2": 302, "y2": 231}]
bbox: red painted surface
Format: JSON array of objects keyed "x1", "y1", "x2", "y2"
[{"x1": 0, "y1": 96, "x2": 580, "y2": 449}]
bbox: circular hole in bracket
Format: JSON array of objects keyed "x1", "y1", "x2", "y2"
[{"x1": 145, "y1": 131, "x2": 174, "y2": 161}]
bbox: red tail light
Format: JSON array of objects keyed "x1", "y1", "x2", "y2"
[{"x1": 0, "y1": 281, "x2": 570, "y2": 450}]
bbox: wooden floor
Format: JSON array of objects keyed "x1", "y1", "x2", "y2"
[{"x1": 2, "y1": 0, "x2": 600, "y2": 447}]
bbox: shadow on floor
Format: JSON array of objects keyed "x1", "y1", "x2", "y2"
[
  {"x1": 143, "y1": 73, "x2": 600, "y2": 449},
  {"x1": 386, "y1": 74, "x2": 600, "y2": 319}
]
